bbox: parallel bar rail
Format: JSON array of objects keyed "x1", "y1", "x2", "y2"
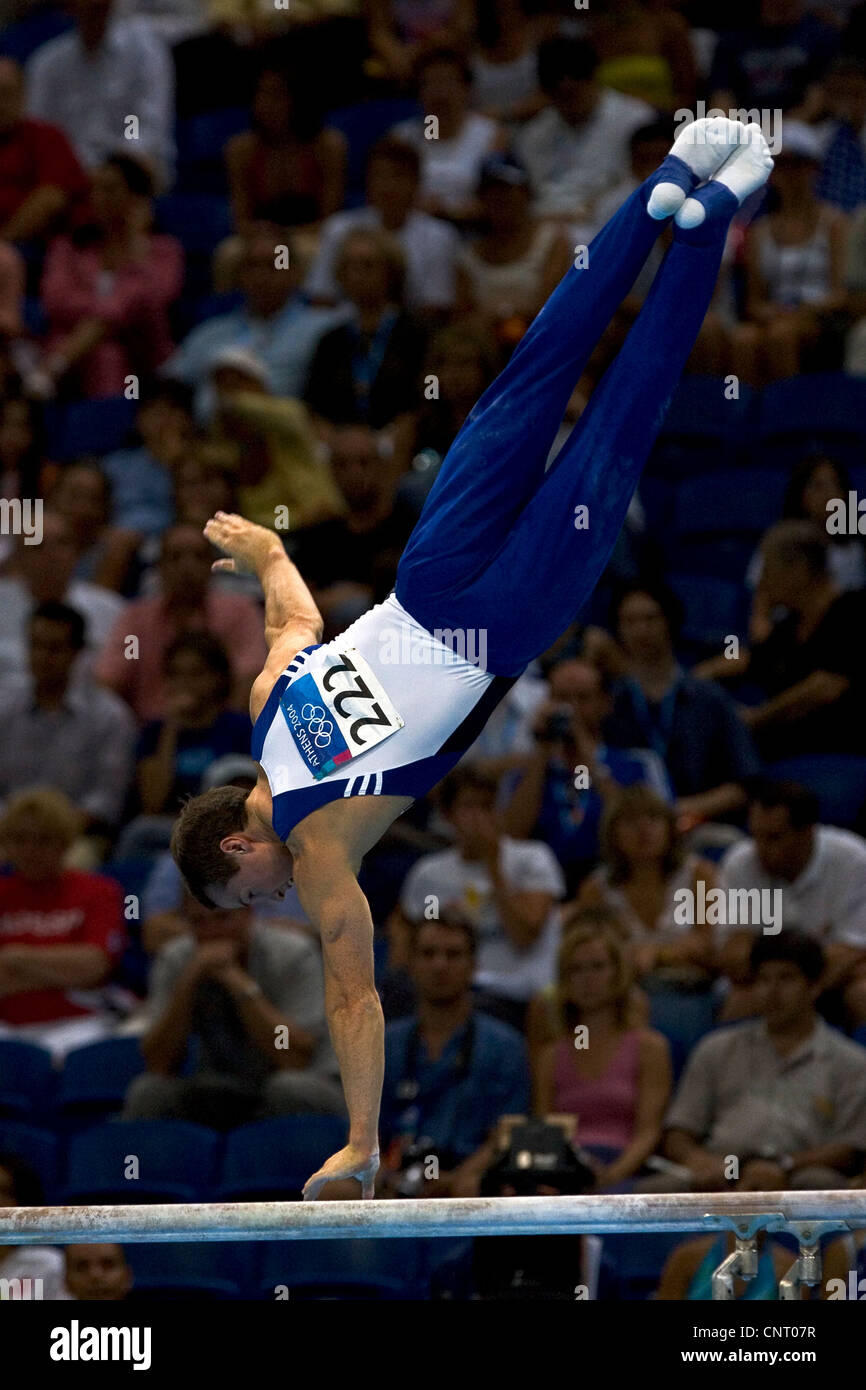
[{"x1": 1, "y1": 1191, "x2": 865, "y2": 1244}]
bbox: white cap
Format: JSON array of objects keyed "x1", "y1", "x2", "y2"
[
  {"x1": 778, "y1": 120, "x2": 823, "y2": 162},
  {"x1": 209, "y1": 345, "x2": 270, "y2": 386}
]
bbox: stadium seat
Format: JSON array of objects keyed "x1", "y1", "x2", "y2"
[
  {"x1": 127, "y1": 1242, "x2": 249, "y2": 1300},
  {"x1": 754, "y1": 373, "x2": 866, "y2": 469},
  {"x1": 61, "y1": 1120, "x2": 221, "y2": 1203},
  {"x1": 44, "y1": 396, "x2": 138, "y2": 461},
  {"x1": 767, "y1": 755, "x2": 866, "y2": 830},
  {"x1": 153, "y1": 194, "x2": 234, "y2": 257},
  {"x1": 670, "y1": 470, "x2": 789, "y2": 540},
  {"x1": 56, "y1": 1038, "x2": 146, "y2": 1122},
  {"x1": 0, "y1": 1040, "x2": 56, "y2": 1119},
  {"x1": 255, "y1": 1237, "x2": 428, "y2": 1300},
  {"x1": 647, "y1": 990, "x2": 718, "y2": 1082},
  {"x1": 0, "y1": 11, "x2": 73, "y2": 62},
  {"x1": 600, "y1": 1231, "x2": 686, "y2": 1300},
  {"x1": 174, "y1": 108, "x2": 250, "y2": 194},
  {"x1": 0, "y1": 1121, "x2": 61, "y2": 1199},
  {"x1": 650, "y1": 375, "x2": 755, "y2": 475},
  {"x1": 666, "y1": 573, "x2": 750, "y2": 654},
  {"x1": 324, "y1": 99, "x2": 421, "y2": 206},
  {"x1": 217, "y1": 1115, "x2": 347, "y2": 1199}
]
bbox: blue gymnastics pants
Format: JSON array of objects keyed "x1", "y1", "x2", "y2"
[{"x1": 394, "y1": 160, "x2": 735, "y2": 678}]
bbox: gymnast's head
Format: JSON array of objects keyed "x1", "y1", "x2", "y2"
[{"x1": 170, "y1": 771, "x2": 294, "y2": 910}]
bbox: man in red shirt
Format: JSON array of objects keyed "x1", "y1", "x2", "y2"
[
  {"x1": 0, "y1": 789, "x2": 125, "y2": 1057},
  {"x1": 0, "y1": 57, "x2": 89, "y2": 245}
]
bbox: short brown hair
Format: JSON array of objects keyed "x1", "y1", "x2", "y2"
[
  {"x1": 170, "y1": 786, "x2": 249, "y2": 907},
  {"x1": 601, "y1": 783, "x2": 683, "y2": 885}
]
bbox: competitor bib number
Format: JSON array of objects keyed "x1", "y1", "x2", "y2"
[{"x1": 279, "y1": 646, "x2": 404, "y2": 781}]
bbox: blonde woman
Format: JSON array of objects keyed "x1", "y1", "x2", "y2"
[
  {"x1": 533, "y1": 916, "x2": 671, "y2": 1188},
  {"x1": 575, "y1": 784, "x2": 716, "y2": 988}
]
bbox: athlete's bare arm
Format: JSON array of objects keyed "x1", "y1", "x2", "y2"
[{"x1": 202, "y1": 511, "x2": 323, "y2": 719}]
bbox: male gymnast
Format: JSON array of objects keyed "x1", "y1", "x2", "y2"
[{"x1": 171, "y1": 118, "x2": 773, "y2": 1199}]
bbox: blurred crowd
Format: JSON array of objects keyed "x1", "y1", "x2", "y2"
[{"x1": 3, "y1": 0, "x2": 866, "y2": 1300}]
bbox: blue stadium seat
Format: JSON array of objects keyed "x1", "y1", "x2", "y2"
[
  {"x1": 754, "y1": 373, "x2": 866, "y2": 469},
  {"x1": 0, "y1": 1040, "x2": 56, "y2": 1119},
  {"x1": 651, "y1": 375, "x2": 755, "y2": 475},
  {"x1": 127, "y1": 1242, "x2": 249, "y2": 1300},
  {"x1": 647, "y1": 990, "x2": 718, "y2": 1082},
  {"x1": 0, "y1": 12, "x2": 73, "y2": 62},
  {"x1": 218, "y1": 1115, "x2": 348, "y2": 1199},
  {"x1": 56, "y1": 1038, "x2": 146, "y2": 1120},
  {"x1": 325, "y1": 99, "x2": 421, "y2": 205},
  {"x1": 767, "y1": 755, "x2": 866, "y2": 830},
  {"x1": 671, "y1": 470, "x2": 788, "y2": 539},
  {"x1": 44, "y1": 396, "x2": 137, "y2": 461},
  {"x1": 190, "y1": 291, "x2": 245, "y2": 327},
  {"x1": 61, "y1": 1120, "x2": 221, "y2": 1202},
  {"x1": 666, "y1": 573, "x2": 750, "y2": 653},
  {"x1": 600, "y1": 1231, "x2": 686, "y2": 1300},
  {"x1": 0, "y1": 1121, "x2": 60, "y2": 1199},
  {"x1": 154, "y1": 193, "x2": 233, "y2": 257},
  {"x1": 255, "y1": 1237, "x2": 428, "y2": 1300},
  {"x1": 174, "y1": 108, "x2": 250, "y2": 193}
]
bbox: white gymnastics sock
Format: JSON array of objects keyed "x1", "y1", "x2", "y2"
[
  {"x1": 647, "y1": 116, "x2": 744, "y2": 220},
  {"x1": 675, "y1": 123, "x2": 774, "y2": 229}
]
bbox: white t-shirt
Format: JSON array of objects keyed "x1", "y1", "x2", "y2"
[
  {"x1": 717, "y1": 825, "x2": 866, "y2": 946},
  {"x1": 393, "y1": 112, "x2": 499, "y2": 213},
  {"x1": 0, "y1": 1246, "x2": 67, "y2": 1300},
  {"x1": 304, "y1": 206, "x2": 458, "y2": 311},
  {"x1": 400, "y1": 836, "x2": 566, "y2": 1001}
]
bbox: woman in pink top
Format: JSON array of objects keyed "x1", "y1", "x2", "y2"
[
  {"x1": 533, "y1": 917, "x2": 671, "y2": 1188},
  {"x1": 40, "y1": 155, "x2": 183, "y2": 399}
]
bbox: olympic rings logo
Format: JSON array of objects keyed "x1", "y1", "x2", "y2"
[{"x1": 301, "y1": 703, "x2": 334, "y2": 746}]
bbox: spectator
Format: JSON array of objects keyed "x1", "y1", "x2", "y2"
[
  {"x1": 123, "y1": 894, "x2": 344, "y2": 1127},
  {"x1": 100, "y1": 378, "x2": 195, "y2": 540},
  {"x1": 732, "y1": 521, "x2": 866, "y2": 759},
  {"x1": 514, "y1": 37, "x2": 654, "y2": 222},
  {"x1": 658, "y1": 931, "x2": 866, "y2": 1191},
  {"x1": 605, "y1": 581, "x2": 761, "y2": 823},
  {"x1": 367, "y1": 0, "x2": 476, "y2": 87},
  {"x1": 26, "y1": 0, "x2": 175, "y2": 184},
  {"x1": 0, "y1": 1152, "x2": 67, "y2": 1300},
  {"x1": 470, "y1": 0, "x2": 544, "y2": 124},
  {"x1": 577, "y1": 0, "x2": 697, "y2": 111},
  {"x1": 0, "y1": 601, "x2": 136, "y2": 834},
  {"x1": 0, "y1": 789, "x2": 125, "y2": 1058},
  {"x1": 95, "y1": 523, "x2": 268, "y2": 722},
  {"x1": 533, "y1": 917, "x2": 672, "y2": 1186},
  {"x1": 0, "y1": 57, "x2": 89, "y2": 247},
  {"x1": 49, "y1": 460, "x2": 139, "y2": 592},
  {"x1": 208, "y1": 345, "x2": 345, "y2": 531},
  {"x1": 135, "y1": 632, "x2": 251, "y2": 815},
  {"x1": 39, "y1": 154, "x2": 183, "y2": 399},
  {"x1": 285, "y1": 424, "x2": 417, "y2": 631},
  {"x1": 303, "y1": 226, "x2": 427, "y2": 434},
  {"x1": 60, "y1": 1245, "x2": 133, "y2": 1301},
  {"x1": 734, "y1": 121, "x2": 849, "y2": 386},
  {"x1": 0, "y1": 240, "x2": 24, "y2": 340},
  {"x1": 502, "y1": 658, "x2": 671, "y2": 894},
  {"x1": 455, "y1": 154, "x2": 573, "y2": 346},
  {"x1": 165, "y1": 227, "x2": 346, "y2": 419},
  {"x1": 0, "y1": 395, "x2": 46, "y2": 507},
  {"x1": 708, "y1": 0, "x2": 838, "y2": 118},
  {"x1": 378, "y1": 913, "x2": 530, "y2": 1199},
  {"x1": 392, "y1": 47, "x2": 503, "y2": 223},
  {"x1": 717, "y1": 780, "x2": 866, "y2": 1024},
  {"x1": 814, "y1": 56, "x2": 866, "y2": 211},
  {"x1": 574, "y1": 785, "x2": 718, "y2": 991},
  {"x1": 396, "y1": 766, "x2": 566, "y2": 1029},
  {"x1": 224, "y1": 58, "x2": 346, "y2": 237},
  {"x1": 304, "y1": 136, "x2": 459, "y2": 318},
  {"x1": 0, "y1": 512, "x2": 125, "y2": 686}
]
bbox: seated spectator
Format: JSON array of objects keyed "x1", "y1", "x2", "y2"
[
  {"x1": 814, "y1": 56, "x2": 866, "y2": 212},
  {"x1": 656, "y1": 1231, "x2": 799, "y2": 1301},
  {"x1": 377, "y1": 913, "x2": 530, "y2": 1200},
  {"x1": 208, "y1": 345, "x2": 345, "y2": 531},
  {"x1": 392, "y1": 47, "x2": 503, "y2": 224},
  {"x1": 0, "y1": 512, "x2": 125, "y2": 686},
  {"x1": 733, "y1": 122, "x2": 850, "y2": 386},
  {"x1": 603, "y1": 580, "x2": 761, "y2": 824},
  {"x1": 574, "y1": 785, "x2": 717, "y2": 991},
  {"x1": 0, "y1": 241, "x2": 24, "y2": 340},
  {"x1": 0, "y1": 789, "x2": 125, "y2": 1058},
  {"x1": 658, "y1": 931, "x2": 866, "y2": 1192},
  {"x1": 0, "y1": 395, "x2": 48, "y2": 510},
  {"x1": 502, "y1": 658, "x2": 671, "y2": 894},
  {"x1": 455, "y1": 154, "x2": 572, "y2": 347},
  {"x1": 285, "y1": 424, "x2": 417, "y2": 633},
  {"x1": 367, "y1": 0, "x2": 476, "y2": 84},
  {"x1": 0, "y1": 1152, "x2": 67, "y2": 1300},
  {"x1": 0, "y1": 57, "x2": 89, "y2": 247},
  {"x1": 304, "y1": 135, "x2": 459, "y2": 318},
  {"x1": 123, "y1": 894, "x2": 343, "y2": 1127},
  {"x1": 39, "y1": 154, "x2": 183, "y2": 399},
  {"x1": 95, "y1": 523, "x2": 268, "y2": 722},
  {"x1": 723, "y1": 521, "x2": 866, "y2": 760},
  {"x1": 708, "y1": 0, "x2": 838, "y2": 118},
  {"x1": 514, "y1": 37, "x2": 653, "y2": 222},
  {"x1": 100, "y1": 378, "x2": 195, "y2": 540},
  {"x1": 165, "y1": 227, "x2": 346, "y2": 419},
  {"x1": 395, "y1": 767, "x2": 566, "y2": 1030},
  {"x1": 717, "y1": 780, "x2": 866, "y2": 1025},
  {"x1": 60, "y1": 1245, "x2": 133, "y2": 1301},
  {"x1": 577, "y1": 0, "x2": 697, "y2": 111},
  {"x1": 533, "y1": 917, "x2": 671, "y2": 1187},
  {"x1": 0, "y1": 601, "x2": 136, "y2": 836},
  {"x1": 25, "y1": 0, "x2": 175, "y2": 184},
  {"x1": 303, "y1": 226, "x2": 427, "y2": 435},
  {"x1": 135, "y1": 633, "x2": 251, "y2": 815},
  {"x1": 49, "y1": 460, "x2": 139, "y2": 592},
  {"x1": 470, "y1": 0, "x2": 544, "y2": 124},
  {"x1": 224, "y1": 57, "x2": 346, "y2": 237}
]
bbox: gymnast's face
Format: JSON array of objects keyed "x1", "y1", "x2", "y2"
[{"x1": 207, "y1": 838, "x2": 294, "y2": 909}]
